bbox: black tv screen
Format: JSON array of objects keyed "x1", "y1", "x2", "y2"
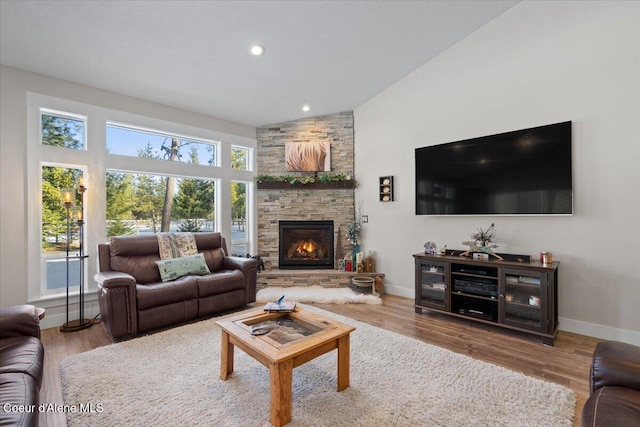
[{"x1": 415, "y1": 121, "x2": 572, "y2": 215}]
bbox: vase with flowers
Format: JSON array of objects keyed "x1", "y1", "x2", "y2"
[{"x1": 346, "y1": 220, "x2": 361, "y2": 271}]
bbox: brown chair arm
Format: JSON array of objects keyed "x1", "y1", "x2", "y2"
[
  {"x1": 223, "y1": 256, "x2": 259, "y2": 272},
  {"x1": 95, "y1": 271, "x2": 136, "y2": 288},
  {"x1": 590, "y1": 340, "x2": 640, "y2": 393},
  {"x1": 223, "y1": 256, "x2": 258, "y2": 304},
  {"x1": 0, "y1": 304, "x2": 41, "y2": 339},
  {"x1": 94, "y1": 271, "x2": 138, "y2": 338}
]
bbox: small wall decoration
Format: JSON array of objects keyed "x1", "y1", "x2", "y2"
[
  {"x1": 379, "y1": 176, "x2": 394, "y2": 202},
  {"x1": 285, "y1": 141, "x2": 330, "y2": 172}
]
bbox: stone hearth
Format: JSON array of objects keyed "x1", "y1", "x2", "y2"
[{"x1": 256, "y1": 270, "x2": 384, "y2": 290}]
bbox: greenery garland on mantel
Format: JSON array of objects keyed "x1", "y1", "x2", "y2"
[{"x1": 256, "y1": 173, "x2": 355, "y2": 190}]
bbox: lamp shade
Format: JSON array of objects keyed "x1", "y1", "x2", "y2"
[
  {"x1": 61, "y1": 188, "x2": 75, "y2": 205},
  {"x1": 71, "y1": 205, "x2": 83, "y2": 222}
]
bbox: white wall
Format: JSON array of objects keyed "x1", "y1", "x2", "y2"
[
  {"x1": 354, "y1": 1, "x2": 640, "y2": 344},
  {"x1": 0, "y1": 65, "x2": 256, "y2": 328}
]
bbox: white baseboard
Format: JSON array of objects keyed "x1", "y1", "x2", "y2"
[
  {"x1": 559, "y1": 317, "x2": 640, "y2": 346},
  {"x1": 385, "y1": 285, "x2": 414, "y2": 299},
  {"x1": 386, "y1": 289, "x2": 640, "y2": 347}
]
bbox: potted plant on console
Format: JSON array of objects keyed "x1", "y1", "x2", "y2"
[{"x1": 460, "y1": 223, "x2": 504, "y2": 260}]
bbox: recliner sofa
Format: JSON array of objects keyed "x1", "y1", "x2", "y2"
[
  {"x1": 95, "y1": 232, "x2": 258, "y2": 339},
  {"x1": 581, "y1": 340, "x2": 640, "y2": 426},
  {"x1": 0, "y1": 304, "x2": 45, "y2": 427}
]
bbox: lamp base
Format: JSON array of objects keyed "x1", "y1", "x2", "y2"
[{"x1": 60, "y1": 318, "x2": 93, "y2": 332}]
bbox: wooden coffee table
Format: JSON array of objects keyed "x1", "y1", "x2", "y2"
[{"x1": 216, "y1": 306, "x2": 355, "y2": 427}]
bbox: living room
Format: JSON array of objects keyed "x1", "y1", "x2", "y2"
[{"x1": 1, "y1": 1, "x2": 639, "y2": 426}]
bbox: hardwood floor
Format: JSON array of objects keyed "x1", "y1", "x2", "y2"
[{"x1": 38, "y1": 294, "x2": 599, "y2": 426}]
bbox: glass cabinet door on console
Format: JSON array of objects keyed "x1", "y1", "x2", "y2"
[
  {"x1": 500, "y1": 268, "x2": 548, "y2": 333},
  {"x1": 415, "y1": 260, "x2": 449, "y2": 311}
]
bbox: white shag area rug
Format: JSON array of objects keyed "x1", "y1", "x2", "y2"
[
  {"x1": 257, "y1": 285, "x2": 382, "y2": 305},
  {"x1": 60, "y1": 306, "x2": 575, "y2": 427}
]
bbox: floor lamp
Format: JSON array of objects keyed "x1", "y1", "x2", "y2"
[{"x1": 60, "y1": 183, "x2": 92, "y2": 332}]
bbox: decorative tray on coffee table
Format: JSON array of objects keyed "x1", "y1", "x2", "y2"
[{"x1": 232, "y1": 308, "x2": 338, "y2": 349}]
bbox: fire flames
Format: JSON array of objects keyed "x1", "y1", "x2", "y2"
[
  {"x1": 296, "y1": 240, "x2": 318, "y2": 258},
  {"x1": 287, "y1": 239, "x2": 324, "y2": 260},
  {"x1": 296, "y1": 240, "x2": 317, "y2": 254}
]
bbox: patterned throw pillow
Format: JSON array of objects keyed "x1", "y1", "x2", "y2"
[
  {"x1": 157, "y1": 232, "x2": 198, "y2": 260},
  {"x1": 155, "y1": 253, "x2": 211, "y2": 282}
]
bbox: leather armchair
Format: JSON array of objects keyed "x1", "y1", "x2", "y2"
[
  {"x1": 0, "y1": 305, "x2": 45, "y2": 427},
  {"x1": 581, "y1": 340, "x2": 640, "y2": 426}
]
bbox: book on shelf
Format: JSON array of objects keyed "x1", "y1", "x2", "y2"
[{"x1": 263, "y1": 301, "x2": 297, "y2": 313}]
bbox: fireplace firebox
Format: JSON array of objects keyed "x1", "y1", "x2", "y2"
[{"x1": 279, "y1": 220, "x2": 334, "y2": 269}]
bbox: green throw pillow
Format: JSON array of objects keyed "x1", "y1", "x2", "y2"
[{"x1": 155, "y1": 253, "x2": 211, "y2": 282}]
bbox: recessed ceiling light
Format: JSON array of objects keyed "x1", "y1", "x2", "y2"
[
  {"x1": 250, "y1": 45, "x2": 264, "y2": 56},
  {"x1": 302, "y1": 105, "x2": 310, "y2": 112}
]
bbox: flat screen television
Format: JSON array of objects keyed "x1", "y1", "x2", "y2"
[{"x1": 415, "y1": 121, "x2": 572, "y2": 216}]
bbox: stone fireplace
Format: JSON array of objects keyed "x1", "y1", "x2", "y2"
[
  {"x1": 279, "y1": 220, "x2": 334, "y2": 269},
  {"x1": 257, "y1": 111, "x2": 354, "y2": 273}
]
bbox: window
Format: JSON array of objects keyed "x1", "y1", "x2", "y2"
[
  {"x1": 231, "y1": 146, "x2": 250, "y2": 170},
  {"x1": 106, "y1": 171, "x2": 217, "y2": 236},
  {"x1": 28, "y1": 93, "x2": 256, "y2": 304},
  {"x1": 41, "y1": 109, "x2": 85, "y2": 149},
  {"x1": 41, "y1": 165, "x2": 84, "y2": 294},
  {"x1": 106, "y1": 123, "x2": 218, "y2": 166},
  {"x1": 230, "y1": 181, "x2": 249, "y2": 255}
]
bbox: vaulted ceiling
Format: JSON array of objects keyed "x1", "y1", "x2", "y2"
[{"x1": 1, "y1": 1, "x2": 518, "y2": 127}]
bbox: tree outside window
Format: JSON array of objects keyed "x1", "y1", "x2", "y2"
[
  {"x1": 41, "y1": 111, "x2": 84, "y2": 149},
  {"x1": 41, "y1": 165, "x2": 83, "y2": 291},
  {"x1": 231, "y1": 146, "x2": 249, "y2": 170}
]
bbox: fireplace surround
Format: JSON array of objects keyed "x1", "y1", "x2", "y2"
[
  {"x1": 279, "y1": 220, "x2": 334, "y2": 269},
  {"x1": 257, "y1": 111, "x2": 354, "y2": 273}
]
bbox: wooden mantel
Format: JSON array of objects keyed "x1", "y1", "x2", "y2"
[{"x1": 256, "y1": 180, "x2": 356, "y2": 190}]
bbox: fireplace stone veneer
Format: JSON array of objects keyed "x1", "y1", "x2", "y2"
[
  {"x1": 279, "y1": 220, "x2": 334, "y2": 269},
  {"x1": 257, "y1": 111, "x2": 354, "y2": 274}
]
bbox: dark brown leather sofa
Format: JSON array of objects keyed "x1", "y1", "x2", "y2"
[
  {"x1": 581, "y1": 340, "x2": 640, "y2": 426},
  {"x1": 95, "y1": 232, "x2": 258, "y2": 339},
  {"x1": 0, "y1": 305, "x2": 45, "y2": 427}
]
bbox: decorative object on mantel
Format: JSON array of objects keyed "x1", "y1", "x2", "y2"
[
  {"x1": 256, "y1": 173, "x2": 355, "y2": 189},
  {"x1": 379, "y1": 176, "x2": 394, "y2": 201},
  {"x1": 459, "y1": 223, "x2": 504, "y2": 260},
  {"x1": 346, "y1": 213, "x2": 362, "y2": 272},
  {"x1": 365, "y1": 252, "x2": 375, "y2": 273},
  {"x1": 343, "y1": 253, "x2": 353, "y2": 272}
]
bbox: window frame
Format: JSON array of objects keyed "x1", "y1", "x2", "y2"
[
  {"x1": 26, "y1": 92, "x2": 257, "y2": 306},
  {"x1": 39, "y1": 162, "x2": 87, "y2": 297},
  {"x1": 106, "y1": 121, "x2": 221, "y2": 168},
  {"x1": 104, "y1": 169, "x2": 222, "y2": 237},
  {"x1": 231, "y1": 145, "x2": 252, "y2": 171},
  {"x1": 40, "y1": 108, "x2": 88, "y2": 150},
  {"x1": 230, "y1": 179, "x2": 253, "y2": 256}
]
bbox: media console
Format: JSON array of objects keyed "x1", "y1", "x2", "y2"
[{"x1": 413, "y1": 253, "x2": 558, "y2": 345}]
